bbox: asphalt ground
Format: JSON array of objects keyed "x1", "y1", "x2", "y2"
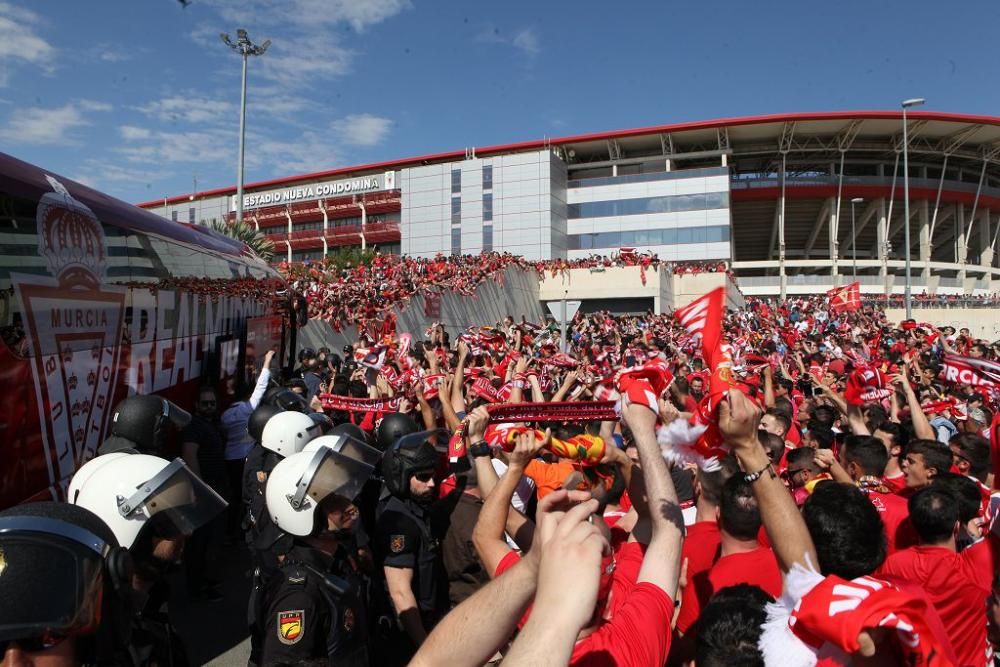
[{"x1": 168, "y1": 539, "x2": 253, "y2": 666}]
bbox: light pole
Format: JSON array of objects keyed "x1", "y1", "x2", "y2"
[
  {"x1": 850, "y1": 197, "x2": 863, "y2": 280},
  {"x1": 901, "y1": 98, "x2": 925, "y2": 319},
  {"x1": 221, "y1": 29, "x2": 270, "y2": 225}
]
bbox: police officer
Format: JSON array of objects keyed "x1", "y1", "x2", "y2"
[
  {"x1": 97, "y1": 394, "x2": 192, "y2": 456},
  {"x1": 243, "y1": 408, "x2": 325, "y2": 665},
  {"x1": 68, "y1": 452, "x2": 228, "y2": 666},
  {"x1": 374, "y1": 430, "x2": 450, "y2": 665},
  {"x1": 259, "y1": 445, "x2": 376, "y2": 665},
  {"x1": 0, "y1": 501, "x2": 134, "y2": 666}
]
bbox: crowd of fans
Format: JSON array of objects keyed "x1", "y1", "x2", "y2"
[
  {"x1": 277, "y1": 250, "x2": 734, "y2": 333},
  {"x1": 19, "y1": 251, "x2": 1000, "y2": 666},
  {"x1": 247, "y1": 289, "x2": 1000, "y2": 666}
]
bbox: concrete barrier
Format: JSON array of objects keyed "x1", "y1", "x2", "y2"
[
  {"x1": 672, "y1": 272, "x2": 745, "y2": 310},
  {"x1": 884, "y1": 308, "x2": 1000, "y2": 340},
  {"x1": 539, "y1": 266, "x2": 672, "y2": 313},
  {"x1": 296, "y1": 266, "x2": 545, "y2": 354}
]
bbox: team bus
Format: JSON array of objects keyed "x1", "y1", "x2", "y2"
[{"x1": 0, "y1": 151, "x2": 291, "y2": 509}]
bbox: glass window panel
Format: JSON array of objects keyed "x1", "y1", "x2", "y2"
[
  {"x1": 483, "y1": 193, "x2": 493, "y2": 222},
  {"x1": 482, "y1": 225, "x2": 493, "y2": 252},
  {"x1": 451, "y1": 169, "x2": 461, "y2": 194}
]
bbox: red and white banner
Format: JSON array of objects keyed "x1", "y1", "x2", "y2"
[
  {"x1": 826, "y1": 281, "x2": 861, "y2": 314},
  {"x1": 424, "y1": 292, "x2": 442, "y2": 318},
  {"x1": 942, "y1": 352, "x2": 1000, "y2": 387},
  {"x1": 319, "y1": 394, "x2": 402, "y2": 413}
]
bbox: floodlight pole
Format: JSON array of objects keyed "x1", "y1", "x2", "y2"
[
  {"x1": 851, "y1": 197, "x2": 864, "y2": 280},
  {"x1": 222, "y1": 29, "x2": 270, "y2": 225},
  {"x1": 901, "y1": 98, "x2": 925, "y2": 319}
]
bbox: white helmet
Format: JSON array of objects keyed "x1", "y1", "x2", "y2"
[
  {"x1": 68, "y1": 453, "x2": 227, "y2": 548},
  {"x1": 68, "y1": 452, "x2": 131, "y2": 502},
  {"x1": 302, "y1": 434, "x2": 383, "y2": 469},
  {"x1": 261, "y1": 411, "x2": 325, "y2": 458},
  {"x1": 265, "y1": 447, "x2": 375, "y2": 537}
]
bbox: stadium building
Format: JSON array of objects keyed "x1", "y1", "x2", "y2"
[{"x1": 139, "y1": 111, "x2": 1000, "y2": 297}]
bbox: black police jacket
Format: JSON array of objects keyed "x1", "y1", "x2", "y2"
[{"x1": 260, "y1": 543, "x2": 369, "y2": 667}]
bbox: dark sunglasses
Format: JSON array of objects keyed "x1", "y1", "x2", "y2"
[
  {"x1": 0, "y1": 631, "x2": 70, "y2": 654},
  {"x1": 412, "y1": 472, "x2": 434, "y2": 483}
]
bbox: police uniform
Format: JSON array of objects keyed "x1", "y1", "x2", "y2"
[
  {"x1": 261, "y1": 543, "x2": 369, "y2": 666},
  {"x1": 373, "y1": 493, "x2": 449, "y2": 662}
]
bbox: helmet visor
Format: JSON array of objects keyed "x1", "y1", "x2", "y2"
[
  {"x1": 0, "y1": 518, "x2": 107, "y2": 642},
  {"x1": 326, "y1": 434, "x2": 383, "y2": 469},
  {"x1": 119, "y1": 458, "x2": 228, "y2": 538},
  {"x1": 163, "y1": 398, "x2": 192, "y2": 430},
  {"x1": 292, "y1": 447, "x2": 375, "y2": 509},
  {"x1": 393, "y1": 428, "x2": 450, "y2": 455}
]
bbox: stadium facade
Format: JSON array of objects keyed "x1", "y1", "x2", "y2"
[{"x1": 138, "y1": 111, "x2": 1000, "y2": 297}]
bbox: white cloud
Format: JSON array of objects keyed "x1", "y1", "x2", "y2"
[
  {"x1": 137, "y1": 95, "x2": 235, "y2": 124},
  {"x1": 98, "y1": 49, "x2": 130, "y2": 63},
  {"x1": 208, "y1": 0, "x2": 410, "y2": 32},
  {"x1": 115, "y1": 127, "x2": 236, "y2": 166},
  {"x1": 193, "y1": 0, "x2": 409, "y2": 92},
  {"x1": 332, "y1": 113, "x2": 392, "y2": 146},
  {"x1": 0, "y1": 100, "x2": 112, "y2": 145},
  {"x1": 475, "y1": 25, "x2": 541, "y2": 57},
  {"x1": 512, "y1": 27, "x2": 540, "y2": 56},
  {"x1": 120, "y1": 125, "x2": 152, "y2": 140},
  {"x1": 78, "y1": 100, "x2": 112, "y2": 112},
  {"x1": 252, "y1": 133, "x2": 342, "y2": 175},
  {"x1": 74, "y1": 160, "x2": 172, "y2": 187},
  {"x1": 258, "y1": 42, "x2": 354, "y2": 84},
  {"x1": 0, "y1": 2, "x2": 56, "y2": 86}
]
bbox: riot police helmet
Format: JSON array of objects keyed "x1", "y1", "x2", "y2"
[
  {"x1": 261, "y1": 411, "x2": 324, "y2": 458},
  {"x1": 375, "y1": 412, "x2": 420, "y2": 451}
]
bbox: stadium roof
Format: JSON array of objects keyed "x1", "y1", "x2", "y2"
[{"x1": 139, "y1": 110, "x2": 1000, "y2": 208}]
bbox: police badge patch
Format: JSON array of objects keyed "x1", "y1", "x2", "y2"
[
  {"x1": 278, "y1": 610, "x2": 304, "y2": 645},
  {"x1": 343, "y1": 607, "x2": 355, "y2": 633},
  {"x1": 390, "y1": 534, "x2": 405, "y2": 553}
]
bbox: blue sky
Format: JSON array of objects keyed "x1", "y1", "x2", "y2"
[{"x1": 1, "y1": 0, "x2": 999, "y2": 204}]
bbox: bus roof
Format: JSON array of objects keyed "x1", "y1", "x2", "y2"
[{"x1": 1, "y1": 151, "x2": 247, "y2": 257}]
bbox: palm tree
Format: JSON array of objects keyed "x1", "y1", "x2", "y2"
[{"x1": 209, "y1": 219, "x2": 275, "y2": 261}]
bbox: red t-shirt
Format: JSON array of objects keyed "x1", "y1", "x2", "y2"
[
  {"x1": 606, "y1": 541, "x2": 645, "y2": 621},
  {"x1": 883, "y1": 472, "x2": 907, "y2": 494},
  {"x1": 676, "y1": 521, "x2": 721, "y2": 634},
  {"x1": 708, "y1": 546, "x2": 783, "y2": 599},
  {"x1": 861, "y1": 488, "x2": 915, "y2": 553},
  {"x1": 570, "y1": 583, "x2": 674, "y2": 667},
  {"x1": 878, "y1": 541, "x2": 995, "y2": 667}
]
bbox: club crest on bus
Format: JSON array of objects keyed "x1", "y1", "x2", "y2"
[{"x1": 12, "y1": 175, "x2": 125, "y2": 496}]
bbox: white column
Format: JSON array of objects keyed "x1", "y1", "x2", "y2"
[{"x1": 877, "y1": 198, "x2": 889, "y2": 293}]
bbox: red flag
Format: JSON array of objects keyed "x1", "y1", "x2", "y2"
[
  {"x1": 827, "y1": 282, "x2": 861, "y2": 314},
  {"x1": 673, "y1": 288, "x2": 737, "y2": 463}
]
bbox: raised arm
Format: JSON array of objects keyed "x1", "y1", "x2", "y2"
[
  {"x1": 763, "y1": 364, "x2": 776, "y2": 408},
  {"x1": 893, "y1": 369, "x2": 935, "y2": 440},
  {"x1": 248, "y1": 349, "x2": 276, "y2": 409},
  {"x1": 411, "y1": 490, "x2": 593, "y2": 667},
  {"x1": 622, "y1": 401, "x2": 684, "y2": 598},
  {"x1": 451, "y1": 340, "x2": 470, "y2": 415},
  {"x1": 719, "y1": 391, "x2": 818, "y2": 575}
]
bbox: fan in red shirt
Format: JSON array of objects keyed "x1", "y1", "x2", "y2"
[
  {"x1": 705, "y1": 475, "x2": 783, "y2": 599},
  {"x1": 878, "y1": 486, "x2": 997, "y2": 667},
  {"x1": 833, "y1": 437, "x2": 916, "y2": 552},
  {"x1": 673, "y1": 461, "x2": 738, "y2": 637}
]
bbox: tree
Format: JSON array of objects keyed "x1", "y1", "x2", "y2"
[{"x1": 209, "y1": 219, "x2": 275, "y2": 262}]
